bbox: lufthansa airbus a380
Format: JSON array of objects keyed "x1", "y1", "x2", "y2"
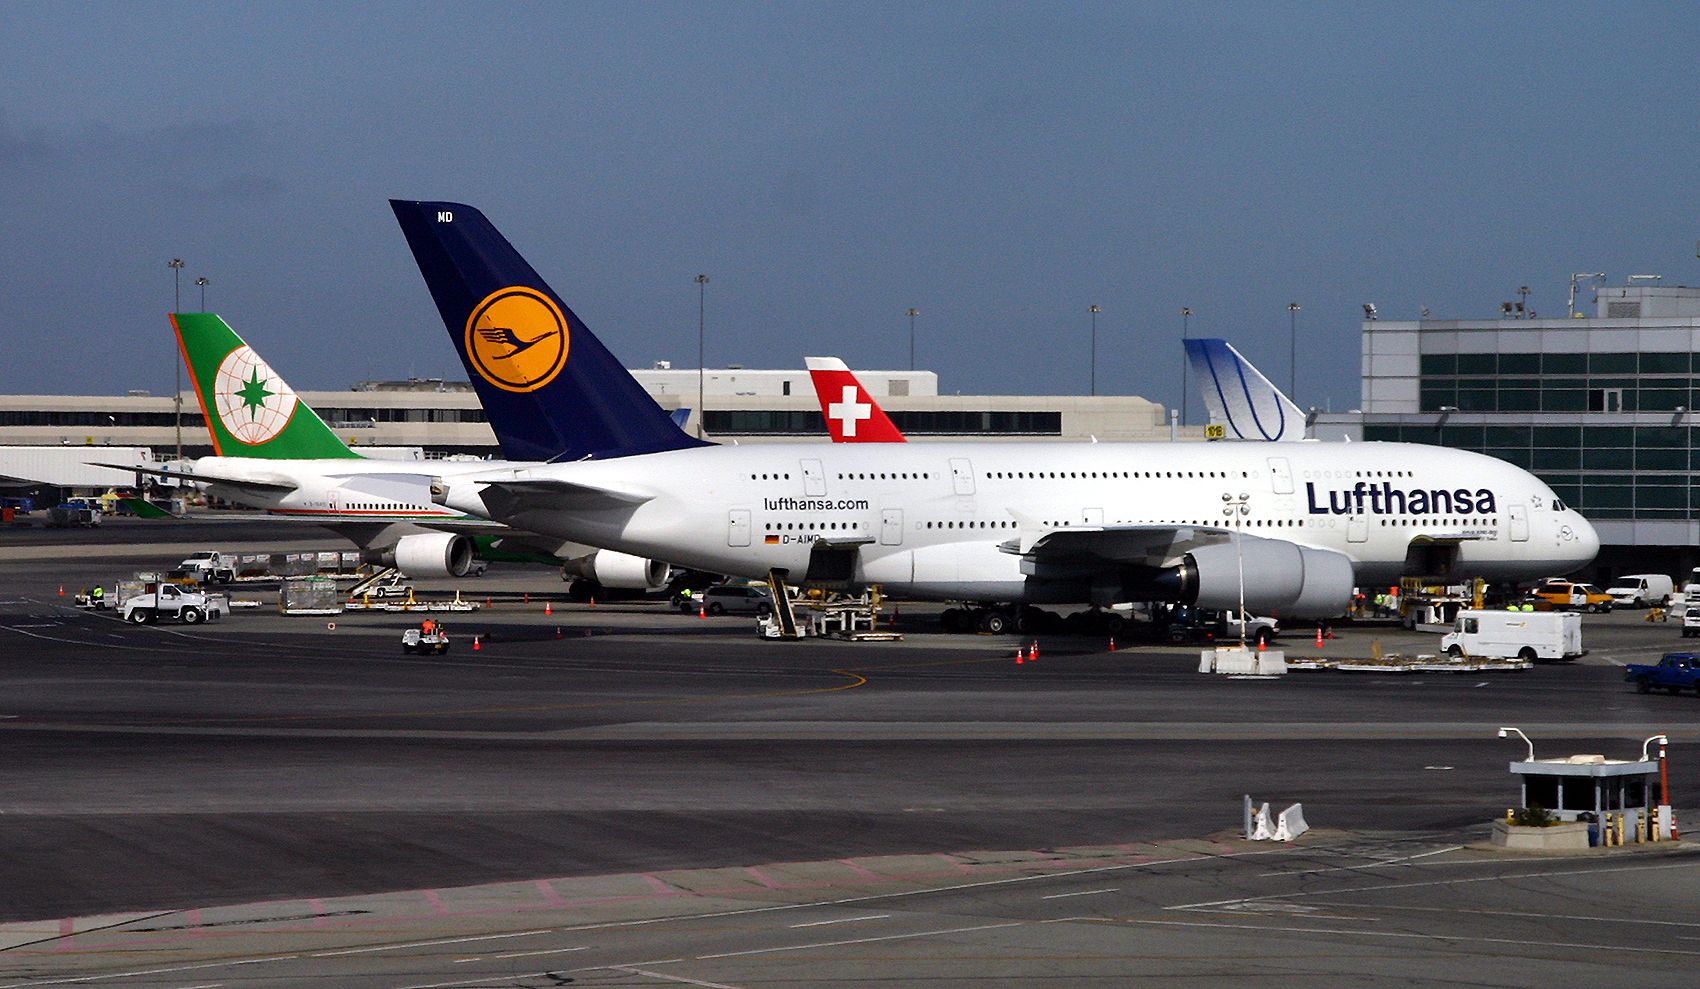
[{"x1": 390, "y1": 199, "x2": 1600, "y2": 621}]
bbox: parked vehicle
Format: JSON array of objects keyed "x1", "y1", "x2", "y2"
[
  {"x1": 178, "y1": 551, "x2": 237, "y2": 584},
  {"x1": 120, "y1": 582, "x2": 226, "y2": 625},
  {"x1": 1161, "y1": 605, "x2": 1278, "y2": 647},
  {"x1": 700, "y1": 584, "x2": 774, "y2": 616},
  {"x1": 365, "y1": 574, "x2": 416, "y2": 599},
  {"x1": 1605, "y1": 574, "x2": 1675, "y2": 608},
  {"x1": 47, "y1": 502, "x2": 102, "y2": 528},
  {"x1": 1624, "y1": 653, "x2": 1700, "y2": 694},
  {"x1": 1682, "y1": 608, "x2": 1700, "y2": 638},
  {"x1": 1530, "y1": 580, "x2": 1613, "y2": 613},
  {"x1": 1440, "y1": 609, "x2": 1583, "y2": 661}
]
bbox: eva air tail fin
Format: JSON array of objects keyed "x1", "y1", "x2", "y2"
[
  {"x1": 172, "y1": 312, "x2": 362, "y2": 459},
  {"x1": 1183, "y1": 338, "x2": 1307, "y2": 442},
  {"x1": 390, "y1": 199, "x2": 710, "y2": 462}
]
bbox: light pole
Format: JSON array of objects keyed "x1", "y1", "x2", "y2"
[
  {"x1": 1180, "y1": 307, "x2": 1192, "y2": 426},
  {"x1": 695, "y1": 274, "x2": 709, "y2": 439},
  {"x1": 906, "y1": 308, "x2": 919, "y2": 371},
  {"x1": 168, "y1": 258, "x2": 185, "y2": 468},
  {"x1": 1287, "y1": 302, "x2": 1300, "y2": 399},
  {"x1": 1222, "y1": 491, "x2": 1250, "y2": 648},
  {"x1": 1498, "y1": 726, "x2": 1535, "y2": 762},
  {"x1": 195, "y1": 276, "x2": 208, "y2": 310},
  {"x1": 1088, "y1": 305, "x2": 1101, "y2": 396}
]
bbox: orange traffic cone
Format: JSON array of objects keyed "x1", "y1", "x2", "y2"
[
  {"x1": 544, "y1": 601, "x2": 552, "y2": 616},
  {"x1": 1015, "y1": 646, "x2": 1025, "y2": 665},
  {"x1": 555, "y1": 626, "x2": 563, "y2": 639},
  {"x1": 1030, "y1": 641, "x2": 1039, "y2": 661},
  {"x1": 473, "y1": 636, "x2": 481, "y2": 651},
  {"x1": 1109, "y1": 637, "x2": 1116, "y2": 653},
  {"x1": 57, "y1": 585, "x2": 64, "y2": 597},
  {"x1": 1315, "y1": 626, "x2": 1324, "y2": 648},
  {"x1": 1257, "y1": 636, "x2": 1266, "y2": 652},
  {"x1": 524, "y1": 592, "x2": 530, "y2": 604},
  {"x1": 485, "y1": 596, "x2": 491, "y2": 608},
  {"x1": 589, "y1": 597, "x2": 596, "y2": 608},
  {"x1": 698, "y1": 603, "x2": 707, "y2": 619}
]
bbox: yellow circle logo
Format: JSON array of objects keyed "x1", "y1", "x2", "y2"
[{"x1": 463, "y1": 287, "x2": 570, "y2": 393}]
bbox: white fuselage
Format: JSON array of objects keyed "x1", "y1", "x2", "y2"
[{"x1": 437, "y1": 440, "x2": 1600, "y2": 600}]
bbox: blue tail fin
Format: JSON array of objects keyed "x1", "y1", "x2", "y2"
[
  {"x1": 390, "y1": 200, "x2": 709, "y2": 462},
  {"x1": 1183, "y1": 338, "x2": 1307, "y2": 441}
]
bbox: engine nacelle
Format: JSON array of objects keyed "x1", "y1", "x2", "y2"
[
  {"x1": 561, "y1": 550, "x2": 668, "y2": 590},
  {"x1": 379, "y1": 532, "x2": 476, "y2": 578},
  {"x1": 1172, "y1": 536, "x2": 1353, "y2": 618}
]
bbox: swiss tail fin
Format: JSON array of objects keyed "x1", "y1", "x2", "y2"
[
  {"x1": 172, "y1": 313, "x2": 362, "y2": 459},
  {"x1": 389, "y1": 200, "x2": 709, "y2": 462},
  {"x1": 805, "y1": 357, "x2": 906, "y2": 442},
  {"x1": 1183, "y1": 338, "x2": 1307, "y2": 442}
]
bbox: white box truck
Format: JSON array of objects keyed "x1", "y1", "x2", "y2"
[{"x1": 1440, "y1": 610, "x2": 1584, "y2": 662}]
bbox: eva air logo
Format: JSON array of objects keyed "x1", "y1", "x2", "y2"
[{"x1": 212, "y1": 345, "x2": 298, "y2": 444}]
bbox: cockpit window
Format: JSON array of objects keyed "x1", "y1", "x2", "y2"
[{"x1": 1552, "y1": 499, "x2": 1566, "y2": 511}]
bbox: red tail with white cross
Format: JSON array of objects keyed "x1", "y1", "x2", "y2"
[{"x1": 805, "y1": 357, "x2": 906, "y2": 443}]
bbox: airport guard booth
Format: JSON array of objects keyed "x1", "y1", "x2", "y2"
[{"x1": 1508, "y1": 754, "x2": 1667, "y2": 842}]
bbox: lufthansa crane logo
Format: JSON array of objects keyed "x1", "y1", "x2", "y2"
[{"x1": 464, "y1": 287, "x2": 570, "y2": 393}]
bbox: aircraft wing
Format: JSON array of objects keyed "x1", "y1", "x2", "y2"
[
  {"x1": 473, "y1": 476, "x2": 655, "y2": 518},
  {"x1": 1002, "y1": 524, "x2": 1235, "y2": 575},
  {"x1": 87, "y1": 461, "x2": 298, "y2": 494}
]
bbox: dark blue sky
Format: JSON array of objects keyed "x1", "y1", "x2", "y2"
[{"x1": 4, "y1": 3, "x2": 1696, "y2": 418}]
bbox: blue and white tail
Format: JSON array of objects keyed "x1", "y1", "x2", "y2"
[
  {"x1": 390, "y1": 200, "x2": 709, "y2": 463},
  {"x1": 1183, "y1": 338, "x2": 1307, "y2": 441}
]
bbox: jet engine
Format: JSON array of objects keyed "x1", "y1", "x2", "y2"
[
  {"x1": 562, "y1": 550, "x2": 669, "y2": 591},
  {"x1": 1169, "y1": 536, "x2": 1353, "y2": 618},
  {"x1": 378, "y1": 532, "x2": 477, "y2": 578}
]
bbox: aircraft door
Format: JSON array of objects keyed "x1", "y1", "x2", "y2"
[
  {"x1": 728, "y1": 509, "x2": 751, "y2": 547},
  {"x1": 1509, "y1": 504, "x2": 1529, "y2": 542},
  {"x1": 948, "y1": 458, "x2": 976, "y2": 496},
  {"x1": 880, "y1": 508, "x2": 904, "y2": 546},
  {"x1": 1266, "y1": 457, "x2": 1294, "y2": 495},
  {"x1": 1348, "y1": 514, "x2": 1368, "y2": 543},
  {"x1": 801, "y1": 459, "x2": 826, "y2": 497}
]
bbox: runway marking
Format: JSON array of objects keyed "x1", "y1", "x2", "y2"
[
  {"x1": 789, "y1": 914, "x2": 890, "y2": 928},
  {"x1": 693, "y1": 920, "x2": 1024, "y2": 960},
  {"x1": 454, "y1": 945, "x2": 590, "y2": 962},
  {"x1": 1255, "y1": 844, "x2": 1463, "y2": 877},
  {"x1": 310, "y1": 929, "x2": 549, "y2": 956},
  {"x1": 1127, "y1": 917, "x2": 1700, "y2": 957},
  {"x1": 611, "y1": 968, "x2": 747, "y2": 989},
  {"x1": 1042, "y1": 887, "x2": 1119, "y2": 899},
  {"x1": 1172, "y1": 856, "x2": 1700, "y2": 910},
  {"x1": 1304, "y1": 900, "x2": 1700, "y2": 929},
  {"x1": 0, "y1": 955, "x2": 296, "y2": 987}
]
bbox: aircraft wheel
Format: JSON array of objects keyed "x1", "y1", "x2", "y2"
[{"x1": 980, "y1": 610, "x2": 1009, "y2": 635}]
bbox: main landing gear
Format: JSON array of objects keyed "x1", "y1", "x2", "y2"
[{"x1": 939, "y1": 605, "x2": 1132, "y2": 636}]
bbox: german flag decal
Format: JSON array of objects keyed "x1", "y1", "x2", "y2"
[{"x1": 764, "y1": 534, "x2": 780, "y2": 544}]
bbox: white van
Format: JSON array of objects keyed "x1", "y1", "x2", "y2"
[
  {"x1": 1605, "y1": 574, "x2": 1675, "y2": 608},
  {"x1": 1440, "y1": 610, "x2": 1584, "y2": 662}
]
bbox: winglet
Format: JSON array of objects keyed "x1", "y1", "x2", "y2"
[
  {"x1": 805, "y1": 357, "x2": 906, "y2": 443},
  {"x1": 1183, "y1": 338, "x2": 1307, "y2": 441}
]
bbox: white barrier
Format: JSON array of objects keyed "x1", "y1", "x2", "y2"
[
  {"x1": 1274, "y1": 803, "x2": 1309, "y2": 841},
  {"x1": 1251, "y1": 802, "x2": 1274, "y2": 840},
  {"x1": 1246, "y1": 799, "x2": 1308, "y2": 841},
  {"x1": 1202, "y1": 647, "x2": 1287, "y2": 675}
]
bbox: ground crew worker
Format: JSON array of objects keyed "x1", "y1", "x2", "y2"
[
  {"x1": 91, "y1": 585, "x2": 104, "y2": 606},
  {"x1": 421, "y1": 617, "x2": 437, "y2": 635}
]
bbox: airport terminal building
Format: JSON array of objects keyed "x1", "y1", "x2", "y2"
[{"x1": 1332, "y1": 280, "x2": 1700, "y2": 578}]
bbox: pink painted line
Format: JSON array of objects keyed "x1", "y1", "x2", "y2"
[
  {"x1": 54, "y1": 917, "x2": 73, "y2": 952},
  {"x1": 641, "y1": 873, "x2": 676, "y2": 896},
  {"x1": 935, "y1": 853, "x2": 975, "y2": 874},
  {"x1": 838, "y1": 858, "x2": 883, "y2": 881},
  {"x1": 534, "y1": 879, "x2": 568, "y2": 906},
  {"x1": 422, "y1": 889, "x2": 448, "y2": 914},
  {"x1": 310, "y1": 898, "x2": 329, "y2": 929},
  {"x1": 745, "y1": 866, "x2": 783, "y2": 889}
]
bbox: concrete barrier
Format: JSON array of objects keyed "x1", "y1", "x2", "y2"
[{"x1": 1490, "y1": 820, "x2": 1589, "y2": 851}]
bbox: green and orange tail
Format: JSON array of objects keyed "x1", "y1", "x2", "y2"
[{"x1": 172, "y1": 312, "x2": 362, "y2": 459}]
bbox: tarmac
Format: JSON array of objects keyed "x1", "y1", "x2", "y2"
[{"x1": 3, "y1": 516, "x2": 1699, "y2": 986}]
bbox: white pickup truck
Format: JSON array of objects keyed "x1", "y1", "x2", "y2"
[
  {"x1": 178, "y1": 551, "x2": 238, "y2": 584},
  {"x1": 121, "y1": 582, "x2": 227, "y2": 625}
]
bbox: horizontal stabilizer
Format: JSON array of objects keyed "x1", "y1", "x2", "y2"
[
  {"x1": 1184, "y1": 338, "x2": 1306, "y2": 441},
  {"x1": 472, "y1": 475, "x2": 654, "y2": 519},
  {"x1": 87, "y1": 462, "x2": 298, "y2": 493}
]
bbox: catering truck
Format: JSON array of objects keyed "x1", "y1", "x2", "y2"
[{"x1": 1440, "y1": 610, "x2": 1584, "y2": 662}]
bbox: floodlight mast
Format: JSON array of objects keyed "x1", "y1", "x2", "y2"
[{"x1": 1568, "y1": 272, "x2": 1604, "y2": 318}]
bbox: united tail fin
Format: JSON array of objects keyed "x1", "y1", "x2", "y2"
[
  {"x1": 805, "y1": 357, "x2": 906, "y2": 442},
  {"x1": 389, "y1": 200, "x2": 709, "y2": 462},
  {"x1": 1183, "y1": 338, "x2": 1307, "y2": 442},
  {"x1": 172, "y1": 313, "x2": 362, "y2": 459}
]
